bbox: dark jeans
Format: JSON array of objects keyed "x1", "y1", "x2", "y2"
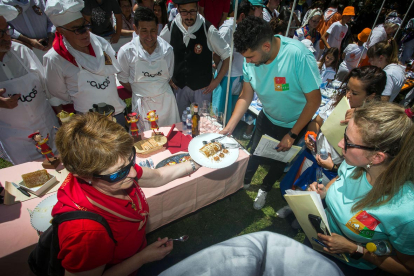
[{"x1": 244, "y1": 111, "x2": 307, "y2": 192}]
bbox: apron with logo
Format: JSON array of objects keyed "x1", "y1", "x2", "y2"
[{"x1": 0, "y1": 50, "x2": 58, "y2": 164}]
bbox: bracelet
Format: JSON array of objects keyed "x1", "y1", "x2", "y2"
[{"x1": 189, "y1": 160, "x2": 196, "y2": 173}]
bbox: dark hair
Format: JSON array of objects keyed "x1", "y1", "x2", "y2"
[
  {"x1": 269, "y1": 17, "x2": 288, "y2": 35},
  {"x1": 319, "y1": 47, "x2": 340, "y2": 71},
  {"x1": 234, "y1": 16, "x2": 274, "y2": 53},
  {"x1": 329, "y1": 0, "x2": 339, "y2": 8},
  {"x1": 278, "y1": 6, "x2": 291, "y2": 22},
  {"x1": 235, "y1": 0, "x2": 253, "y2": 20},
  {"x1": 154, "y1": 0, "x2": 168, "y2": 25},
  {"x1": 134, "y1": 6, "x2": 158, "y2": 27},
  {"x1": 332, "y1": 66, "x2": 387, "y2": 108},
  {"x1": 367, "y1": 38, "x2": 399, "y2": 64},
  {"x1": 118, "y1": 0, "x2": 133, "y2": 8},
  {"x1": 309, "y1": 1, "x2": 325, "y2": 10}
]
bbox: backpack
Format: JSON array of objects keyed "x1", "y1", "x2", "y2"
[{"x1": 28, "y1": 211, "x2": 117, "y2": 276}]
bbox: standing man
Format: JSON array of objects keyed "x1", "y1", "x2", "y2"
[
  {"x1": 221, "y1": 16, "x2": 321, "y2": 210},
  {"x1": 117, "y1": 7, "x2": 180, "y2": 131},
  {"x1": 160, "y1": 0, "x2": 231, "y2": 116},
  {"x1": 0, "y1": 4, "x2": 59, "y2": 165}
]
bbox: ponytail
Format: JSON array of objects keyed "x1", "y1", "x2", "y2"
[{"x1": 367, "y1": 39, "x2": 399, "y2": 64}]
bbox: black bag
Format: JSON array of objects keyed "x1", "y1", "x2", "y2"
[{"x1": 28, "y1": 211, "x2": 117, "y2": 276}]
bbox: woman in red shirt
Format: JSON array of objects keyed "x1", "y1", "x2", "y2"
[{"x1": 53, "y1": 112, "x2": 201, "y2": 276}]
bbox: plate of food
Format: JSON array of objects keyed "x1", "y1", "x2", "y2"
[
  {"x1": 30, "y1": 193, "x2": 58, "y2": 232},
  {"x1": 188, "y1": 133, "x2": 239, "y2": 169},
  {"x1": 19, "y1": 169, "x2": 57, "y2": 196},
  {"x1": 155, "y1": 153, "x2": 191, "y2": 169}
]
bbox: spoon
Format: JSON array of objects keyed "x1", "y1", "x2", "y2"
[{"x1": 168, "y1": 235, "x2": 189, "y2": 242}]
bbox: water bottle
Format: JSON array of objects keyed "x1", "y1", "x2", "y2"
[
  {"x1": 320, "y1": 148, "x2": 328, "y2": 160},
  {"x1": 186, "y1": 114, "x2": 192, "y2": 135},
  {"x1": 366, "y1": 240, "x2": 392, "y2": 256},
  {"x1": 182, "y1": 111, "x2": 188, "y2": 132},
  {"x1": 186, "y1": 107, "x2": 191, "y2": 115}
]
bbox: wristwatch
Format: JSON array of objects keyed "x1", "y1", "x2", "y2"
[
  {"x1": 350, "y1": 245, "x2": 364, "y2": 260},
  {"x1": 288, "y1": 130, "x2": 298, "y2": 139}
]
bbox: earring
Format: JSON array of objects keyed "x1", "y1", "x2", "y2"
[
  {"x1": 88, "y1": 180, "x2": 92, "y2": 184},
  {"x1": 366, "y1": 162, "x2": 372, "y2": 169}
]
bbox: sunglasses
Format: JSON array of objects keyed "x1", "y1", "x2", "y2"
[
  {"x1": 343, "y1": 127, "x2": 377, "y2": 153},
  {"x1": 59, "y1": 23, "x2": 91, "y2": 35},
  {"x1": 93, "y1": 147, "x2": 136, "y2": 183},
  {"x1": 0, "y1": 26, "x2": 14, "y2": 38}
]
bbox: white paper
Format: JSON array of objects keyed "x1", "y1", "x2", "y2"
[{"x1": 253, "y1": 135, "x2": 302, "y2": 163}]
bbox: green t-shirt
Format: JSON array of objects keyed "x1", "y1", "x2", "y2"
[
  {"x1": 326, "y1": 161, "x2": 414, "y2": 270},
  {"x1": 242, "y1": 35, "x2": 321, "y2": 128}
]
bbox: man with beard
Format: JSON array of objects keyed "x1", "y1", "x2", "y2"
[
  {"x1": 220, "y1": 16, "x2": 321, "y2": 210},
  {"x1": 160, "y1": 0, "x2": 230, "y2": 116},
  {"x1": 0, "y1": 4, "x2": 59, "y2": 164}
]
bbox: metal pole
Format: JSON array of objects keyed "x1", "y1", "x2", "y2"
[
  {"x1": 285, "y1": 0, "x2": 298, "y2": 37},
  {"x1": 357, "y1": 0, "x2": 387, "y2": 66},
  {"x1": 223, "y1": 0, "x2": 239, "y2": 127},
  {"x1": 393, "y1": 0, "x2": 414, "y2": 39}
]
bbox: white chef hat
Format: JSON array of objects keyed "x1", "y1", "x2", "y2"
[
  {"x1": 45, "y1": 0, "x2": 84, "y2": 27},
  {"x1": 0, "y1": 4, "x2": 18, "y2": 22}
]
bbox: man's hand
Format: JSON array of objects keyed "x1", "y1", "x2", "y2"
[
  {"x1": 169, "y1": 79, "x2": 178, "y2": 90},
  {"x1": 0, "y1": 88, "x2": 20, "y2": 109},
  {"x1": 110, "y1": 32, "x2": 121, "y2": 44},
  {"x1": 202, "y1": 78, "x2": 220, "y2": 94},
  {"x1": 276, "y1": 133, "x2": 294, "y2": 152},
  {"x1": 140, "y1": 237, "x2": 173, "y2": 264},
  {"x1": 30, "y1": 38, "x2": 46, "y2": 51}
]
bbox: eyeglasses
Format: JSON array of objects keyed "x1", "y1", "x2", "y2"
[
  {"x1": 93, "y1": 147, "x2": 136, "y2": 183},
  {"x1": 343, "y1": 127, "x2": 377, "y2": 153},
  {"x1": 179, "y1": 10, "x2": 197, "y2": 16},
  {"x1": 59, "y1": 24, "x2": 91, "y2": 35},
  {"x1": 0, "y1": 26, "x2": 14, "y2": 38}
]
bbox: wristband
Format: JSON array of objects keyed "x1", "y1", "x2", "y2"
[
  {"x1": 350, "y1": 245, "x2": 364, "y2": 260},
  {"x1": 189, "y1": 160, "x2": 196, "y2": 173}
]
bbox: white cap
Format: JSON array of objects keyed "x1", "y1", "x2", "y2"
[
  {"x1": 45, "y1": 0, "x2": 84, "y2": 27},
  {"x1": 301, "y1": 39, "x2": 316, "y2": 53},
  {"x1": 0, "y1": 4, "x2": 18, "y2": 22}
]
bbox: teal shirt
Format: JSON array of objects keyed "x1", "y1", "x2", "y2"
[
  {"x1": 326, "y1": 161, "x2": 414, "y2": 270},
  {"x1": 242, "y1": 35, "x2": 321, "y2": 128}
]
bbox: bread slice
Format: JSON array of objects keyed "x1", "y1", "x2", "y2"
[{"x1": 22, "y1": 169, "x2": 51, "y2": 188}]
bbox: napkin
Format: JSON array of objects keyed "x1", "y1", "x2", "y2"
[
  {"x1": 166, "y1": 124, "x2": 182, "y2": 148},
  {"x1": 168, "y1": 134, "x2": 192, "y2": 154}
]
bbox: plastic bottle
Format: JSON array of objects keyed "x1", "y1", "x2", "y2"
[
  {"x1": 186, "y1": 114, "x2": 192, "y2": 135},
  {"x1": 182, "y1": 111, "x2": 188, "y2": 132},
  {"x1": 186, "y1": 107, "x2": 191, "y2": 115},
  {"x1": 366, "y1": 240, "x2": 393, "y2": 256},
  {"x1": 320, "y1": 148, "x2": 328, "y2": 160}
]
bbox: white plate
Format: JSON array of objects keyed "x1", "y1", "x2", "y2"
[
  {"x1": 188, "y1": 133, "x2": 239, "y2": 169},
  {"x1": 30, "y1": 193, "x2": 58, "y2": 232}
]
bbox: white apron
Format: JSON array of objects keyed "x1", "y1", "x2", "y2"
[
  {"x1": 131, "y1": 40, "x2": 180, "y2": 131},
  {"x1": 74, "y1": 61, "x2": 126, "y2": 114},
  {"x1": 0, "y1": 50, "x2": 58, "y2": 165}
]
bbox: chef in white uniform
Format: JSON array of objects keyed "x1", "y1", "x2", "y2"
[
  {"x1": 43, "y1": 0, "x2": 127, "y2": 126},
  {"x1": 117, "y1": 6, "x2": 180, "y2": 131},
  {"x1": 0, "y1": 4, "x2": 59, "y2": 165}
]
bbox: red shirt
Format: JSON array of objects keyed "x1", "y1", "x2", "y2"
[{"x1": 199, "y1": 0, "x2": 231, "y2": 28}]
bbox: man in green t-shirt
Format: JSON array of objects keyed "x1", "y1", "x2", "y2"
[{"x1": 221, "y1": 16, "x2": 321, "y2": 210}]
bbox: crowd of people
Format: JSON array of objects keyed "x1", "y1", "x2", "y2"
[{"x1": 0, "y1": 0, "x2": 414, "y2": 275}]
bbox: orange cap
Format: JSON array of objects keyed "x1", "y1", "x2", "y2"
[
  {"x1": 358, "y1": 28, "x2": 371, "y2": 42},
  {"x1": 342, "y1": 6, "x2": 355, "y2": 16}
]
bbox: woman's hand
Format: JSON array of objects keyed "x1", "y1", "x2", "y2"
[
  {"x1": 140, "y1": 237, "x2": 173, "y2": 264},
  {"x1": 340, "y1": 108, "x2": 355, "y2": 125},
  {"x1": 308, "y1": 181, "x2": 327, "y2": 199},
  {"x1": 317, "y1": 233, "x2": 357, "y2": 254},
  {"x1": 316, "y1": 154, "x2": 334, "y2": 170}
]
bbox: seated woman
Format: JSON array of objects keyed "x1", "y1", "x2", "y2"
[
  {"x1": 368, "y1": 39, "x2": 406, "y2": 102},
  {"x1": 52, "y1": 112, "x2": 201, "y2": 276},
  {"x1": 117, "y1": 0, "x2": 135, "y2": 36},
  {"x1": 308, "y1": 101, "x2": 414, "y2": 276},
  {"x1": 153, "y1": 0, "x2": 168, "y2": 35}
]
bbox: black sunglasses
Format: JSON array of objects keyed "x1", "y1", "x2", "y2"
[
  {"x1": 59, "y1": 24, "x2": 91, "y2": 35},
  {"x1": 344, "y1": 127, "x2": 377, "y2": 153},
  {"x1": 179, "y1": 10, "x2": 197, "y2": 16},
  {"x1": 93, "y1": 147, "x2": 136, "y2": 183},
  {"x1": 0, "y1": 26, "x2": 14, "y2": 38}
]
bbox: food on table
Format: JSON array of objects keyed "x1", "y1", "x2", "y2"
[
  {"x1": 179, "y1": 156, "x2": 191, "y2": 163},
  {"x1": 140, "y1": 138, "x2": 159, "y2": 151},
  {"x1": 219, "y1": 152, "x2": 225, "y2": 158},
  {"x1": 21, "y1": 169, "x2": 51, "y2": 188},
  {"x1": 166, "y1": 161, "x2": 177, "y2": 166},
  {"x1": 222, "y1": 149, "x2": 229, "y2": 154},
  {"x1": 200, "y1": 142, "x2": 222, "y2": 157},
  {"x1": 213, "y1": 156, "x2": 220, "y2": 161}
]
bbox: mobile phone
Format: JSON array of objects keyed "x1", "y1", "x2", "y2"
[
  {"x1": 40, "y1": 38, "x2": 49, "y2": 47},
  {"x1": 308, "y1": 135, "x2": 317, "y2": 153},
  {"x1": 308, "y1": 214, "x2": 330, "y2": 236}
]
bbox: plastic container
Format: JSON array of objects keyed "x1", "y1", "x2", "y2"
[
  {"x1": 186, "y1": 114, "x2": 192, "y2": 135},
  {"x1": 320, "y1": 148, "x2": 328, "y2": 160},
  {"x1": 366, "y1": 240, "x2": 392, "y2": 256}
]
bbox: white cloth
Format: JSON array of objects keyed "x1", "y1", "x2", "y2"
[
  {"x1": 382, "y1": 63, "x2": 406, "y2": 102},
  {"x1": 160, "y1": 13, "x2": 231, "y2": 60},
  {"x1": 319, "y1": 63, "x2": 336, "y2": 84},
  {"x1": 2, "y1": 0, "x2": 55, "y2": 39},
  {"x1": 339, "y1": 43, "x2": 366, "y2": 70},
  {"x1": 0, "y1": 3, "x2": 18, "y2": 21},
  {"x1": 117, "y1": 36, "x2": 180, "y2": 130},
  {"x1": 365, "y1": 24, "x2": 387, "y2": 49},
  {"x1": 44, "y1": 0, "x2": 84, "y2": 27},
  {"x1": 159, "y1": 231, "x2": 344, "y2": 276},
  {"x1": 0, "y1": 42, "x2": 58, "y2": 164},
  {"x1": 262, "y1": 7, "x2": 279, "y2": 22},
  {"x1": 43, "y1": 33, "x2": 126, "y2": 113},
  {"x1": 326, "y1": 21, "x2": 347, "y2": 50},
  {"x1": 301, "y1": 8, "x2": 322, "y2": 28}
]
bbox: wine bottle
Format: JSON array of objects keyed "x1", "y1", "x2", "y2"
[{"x1": 192, "y1": 104, "x2": 200, "y2": 137}]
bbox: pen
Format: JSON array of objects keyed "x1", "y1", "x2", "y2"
[{"x1": 312, "y1": 237, "x2": 327, "y2": 247}]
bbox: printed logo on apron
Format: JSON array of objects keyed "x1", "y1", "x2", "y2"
[
  {"x1": 104, "y1": 51, "x2": 112, "y2": 65},
  {"x1": 194, "y1": 44, "x2": 203, "y2": 54},
  {"x1": 142, "y1": 70, "x2": 162, "y2": 78},
  {"x1": 14, "y1": 5, "x2": 22, "y2": 15},
  {"x1": 8, "y1": 85, "x2": 37, "y2": 102},
  {"x1": 87, "y1": 77, "x2": 110, "y2": 90},
  {"x1": 32, "y1": 5, "x2": 42, "y2": 15}
]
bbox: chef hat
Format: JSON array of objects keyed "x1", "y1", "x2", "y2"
[
  {"x1": 45, "y1": 0, "x2": 84, "y2": 27},
  {"x1": 0, "y1": 4, "x2": 18, "y2": 22}
]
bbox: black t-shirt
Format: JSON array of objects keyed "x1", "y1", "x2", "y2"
[{"x1": 82, "y1": 0, "x2": 122, "y2": 36}]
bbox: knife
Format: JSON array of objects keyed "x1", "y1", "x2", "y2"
[{"x1": 11, "y1": 182, "x2": 31, "y2": 197}]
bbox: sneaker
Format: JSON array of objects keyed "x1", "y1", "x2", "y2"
[
  {"x1": 243, "y1": 183, "x2": 251, "y2": 189},
  {"x1": 276, "y1": 205, "x2": 293, "y2": 218},
  {"x1": 243, "y1": 132, "x2": 253, "y2": 140},
  {"x1": 253, "y1": 189, "x2": 268, "y2": 210},
  {"x1": 291, "y1": 219, "x2": 301, "y2": 230}
]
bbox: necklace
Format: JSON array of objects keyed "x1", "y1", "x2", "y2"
[{"x1": 125, "y1": 192, "x2": 137, "y2": 211}]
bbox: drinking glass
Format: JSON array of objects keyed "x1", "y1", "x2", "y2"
[{"x1": 199, "y1": 107, "x2": 209, "y2": 133}]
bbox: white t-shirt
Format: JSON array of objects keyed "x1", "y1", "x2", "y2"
[
  {"x1": 366, "y1": 25, "x2": 387, "y2": 49},
  {"x1": 339, "y1": 43, "x2": 366, "y2": 70},
  {"x1": 318, "y1": 63, "x2": 336, "y2": 84},
  {"x1": 382, "y1": 63, "x2": 407, "y2": 102},
  {"x1": 262, "y1": 7, "x2": 279, "y2": 22},
  {"x1": 326, "y1": 21, "x2": 348, "y2": 50}
]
